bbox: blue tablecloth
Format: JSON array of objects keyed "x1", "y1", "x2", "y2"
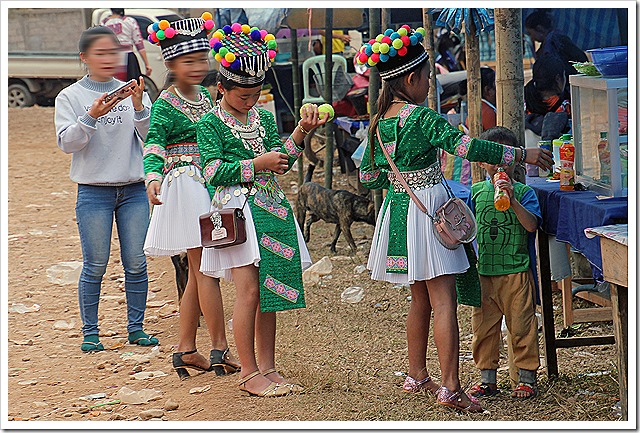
[
  {"x1": 334, "y1": 116, "x2": 369, "y2": 135},
  {"x1": 527, "y1": 177, "x2": 628, "y2": 279},
  {"x1": 447, "y1": 179, "x2": 471, "y2": 201}
]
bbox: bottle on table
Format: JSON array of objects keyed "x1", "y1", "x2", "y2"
[
  {"x1": 597, "y1": 131, "x2": 611, "y2": 184},
  {"x1": 559, "y1": 134, "x2": 575, "y2": 191},
  {"x1": 493, "y1": 168, "x2": 511, "y2": 211},
  {"x1": 538, "y1": 140, "x2": 552, "y2": 178}
]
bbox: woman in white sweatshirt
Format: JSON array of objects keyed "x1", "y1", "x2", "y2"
[{"x1": 55, "y1": 26, "x2": 156, "y2": 352}]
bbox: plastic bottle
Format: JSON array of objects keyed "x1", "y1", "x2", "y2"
[
  {"x1": 559, "y1": 134, "x2": 575, "y2": 191},
  {"x1": 538, "y1": 140, "x2": 552, "y2": 177},
  {"x1": 493, "y1": 168, "x2": 511, "y2": 211},
  {"x1": 551, "y1": 135, "x2": 564, "y2": 177},
  {"x1": 597, "y1": 131, "x2": 611, "y2": 184}
]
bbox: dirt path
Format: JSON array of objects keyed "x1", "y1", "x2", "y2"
[{"x1": 5, "y1": 106, "x2": 621, "y2": 422}]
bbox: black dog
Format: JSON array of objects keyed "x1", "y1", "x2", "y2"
[{"x1": 295, "y1": 165, "x2": 375, "y2": 253}]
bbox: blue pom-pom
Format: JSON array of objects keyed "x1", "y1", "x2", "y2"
[
  {"x1": 364, "y1": 45, "x2": 373, "y2": 56},
  {"x1": 415, "y1": 32, "x2": 424, "y2": 41},
  {"x1": 379, "y1": 53, "x2": 389, "y2": 62},
  {"x1": 384, "y1": 29, "x2": 393, "y2": 36},
  {"x1": 213, "y1": 42, "x2": 223, "y2": 51},
  {"x1": 388, "y1": 47, "x2": 397, "y2": 57},
  {"x1": 231, "y1": 59, "x2": 241, "y2": 70},
  {"x1": 250, "y1": 29, "x2": 262, "y2": 41},
  {"x1": 223, "y1": 25, "x2": 232, "y2": 34},
  {"x1": 390, "y1": 32, "x2": 400, "y2": 40},
  {"x1": 409, "y1": 35, "x2": 418, "y2": 46},
  {"x1": 152, "y1": 22, "x2": 160, "y2": 32}
]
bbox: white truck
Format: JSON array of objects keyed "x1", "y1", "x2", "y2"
[{"x1": 8, "y1": 8, "x2": 218, "y2": 107}]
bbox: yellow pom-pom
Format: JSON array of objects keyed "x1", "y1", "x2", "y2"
[
  {"x1": 201, "y1": 12, "x2": 213, "y2": 21},
  {"x1": 397, "y1": 27, "x2": 408, "y2": 36},
  {"x1": 241, "y1": 24, "x2": 251, "y2": 34},
  {"x1": 213, "y1": 31, "x2": 224, "y2": 41},
  {"x1": 214, "y1": 53, "x2": 223, "y2": 62},
  {"x1": 159, "y1": 20, "x2": 170, "y2": 30},
  {"x1": 225, "y1": 52, "x2": 236, "y2": 62},
  {"x1": 264, "y1": 33, "x2": 275, "y2": 42}
]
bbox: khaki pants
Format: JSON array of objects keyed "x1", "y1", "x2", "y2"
[{"x1": 472, "y1": 271, "x2": 540, "y2": 373}]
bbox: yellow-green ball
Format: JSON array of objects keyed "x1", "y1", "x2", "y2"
[
  {"x1": 318, "y1": 103, "x2": 335, "y2": 121},
  {"x1": 300, "y1": 103, "x2": 315, "y2": 117},
  {"x1": 398, "y1": 27, "x2": 408, "y2": 36},
  {"x1": 367, "y1": 57, "x2": 376, "y2": 66},
  {"x1": 416, "y1": 27, "x2": 426, "y2": 36},
  {"x1": 392, "y1": 38, "x2": 403, "y2": 50},
  {"x1": 379, "y1": 43, "x2": 390, "y2": 54},
  {"x1": 375, "y1": 34, "x2": 384, "y2": 42},
  {"x1": 371, "y1": 42, "x2": 381, "y2": 53}
]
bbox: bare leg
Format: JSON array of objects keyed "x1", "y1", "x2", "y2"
[{"x1": 406, "y1": 281, "x2": 440, "y2": 392}]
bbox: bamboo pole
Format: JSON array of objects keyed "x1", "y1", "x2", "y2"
[
  {"x1": 291, "y1": 28, "x2": 304, "y2": 186},
  {"x1": 495, "y1": 8, "x2": 526, "y2": 184},
  {"x1": 465, "y1": 18, "x2": 484, "y2": 183},
  {"x1": 369, "y1": 8, "x2": 383, "y2": 214},
  {"x1": 423, "y1": 10, "x2": 438, "y2": 111},
  {"x1": 324, "y1": 9, "x2": 334, "y2": 189}
]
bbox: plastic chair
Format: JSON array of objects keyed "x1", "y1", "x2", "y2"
[{"x1": 302, "y1": 55, "x2": 349, "y2": 104}]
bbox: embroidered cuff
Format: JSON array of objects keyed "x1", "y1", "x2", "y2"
[
  {"x1": 240, "y1": 159, "x2": 255, "y2": 183},
  {"x1": 282, "y1": 135, "x2": 304, "y2": 159},
  {"x1": 501, "y1": 145, "x2": 517, "y2": 166},
  {"x1": 134, "y1": 106, "x2": 150, "y2": 120},
  {"x1": 203, "y1": 159, "x2": 222, "y2": 183},
  {"x1": 359, "y1": 168, "x2": 381, "y2": 184},
  {"x1": 143, "y1": 144, "x2": 166, "y2": 160},
  {"x1": 454, "y1": 135, "x2": 472, "y2": 159},
  {"x1": 79, "y1": 113, "x2": 98, "y2": 128},
  {"x1": 145, "y1": 172, "x2": 163, "y2": 187}
]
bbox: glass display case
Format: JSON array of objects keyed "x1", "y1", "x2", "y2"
[{"x1": 570, "y1": 75, "x2": 628, "y2": 197}]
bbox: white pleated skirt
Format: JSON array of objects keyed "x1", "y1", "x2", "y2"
[
  {"x1": 200, "y1": 186, "x2": 312, "y2": 280},
  {"x1": 144, "y1": 166, "x2": 210, "y2": 256},
  {"x1": 367, "y1": 183, "x2": 470, "y2": 284}
]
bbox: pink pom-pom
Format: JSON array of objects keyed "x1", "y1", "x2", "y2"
[
  {"x1": 401, "y1": 35, "x2": 410, "y2": 46},
  {"x1": 231, "y1": 23, "x2": 242, "y2": 32},
  {"x1": 221, "y1": 59, "x2": 231, "y2": 67},
  {"x1": 368, "y1": 39, "x2": 376, "y2": 45},
  {"x1": 205, "y1": 20, "x2": 215, "y2": 31},
  {"x1": 268, "y1": 49, "x2": 277, "y2": 59},
  {"x1": 370, "y1": 53, "x2": 380, "y2": 63},
  {"x1": 401, "y1": 24, "x2": 411, "y2": 31},
  {"x1": 164, "y1": 27, "x2": 176, "y2": 38},
  {"x1": 260, "y1": 29, "x2": 268, "y2": 39},
  {"x1": 211, "y1": 37, "x2": 220, "y2": 45},
  {"x1": 398, "y1": 46, "x2": 408, "y2": 57},
  {"x1": 358, "y1": 52, "x2": 368, "y2": 63}
]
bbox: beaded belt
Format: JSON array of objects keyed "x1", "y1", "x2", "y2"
[
  {"x1": 387, "y1": 162, "x2": 443, "y2": 193},
  {"x1": 165, "y1": 143, "x2": 205, "y2": 186}
]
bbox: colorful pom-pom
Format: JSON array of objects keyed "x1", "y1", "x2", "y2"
[
  {"x1": 147, "y1": 24, "x2": 154, "y2": 35},
  {"x1": 201, "y1": 11, "x2": 213, "y2": 21},
  {"x1": 260, "y1": 29, "x2": 268, "y2": 38},
  {"x1": 358, "y1": 52, "x2": 369, "y2": 63},
  {"x1": 209, "y1": 39, "x2": 216, "y2": 48},
  {"x1": 231, "y1": 59, "x2": 241, "y2": 70},
  {"x1": 266, "y1": 39, "x2": 276, "y2": 50},
  {"x1": 166, "y1": 27, "x2": 177, "y2": 38},
  {"x1": 250, "y1": 26, "x2": 259, "y2": 32},
  {"x1": 398, "y1": 46, "x2": 408, "y2": 57},
  {"x1": 152, "y1": 22, "x2": 160, "y2": 32},
  {"x1": 242, "y1": 24, "x2": 251, "y2": 34},
  {"x1": 379, "y1": 53, "x2": 389, "y2": 62},
  {"x1": 214, "y1": 53, "x2": 223, "y2": 62},
  {"x1": 250, "y1": 29, "x2": 262, "y2": 41},
  {"x1": 265, "y1": 33, "x2": 275, "y2": 42},
  {"x1": 159, "y1": 20, "x2": 170, "y2": 30},
  {"x1": 401, "y1": 35, "x2": 410, "y2": 46},
  {"x1": 375, "y1": 34, "x2": 384, "y2": 42},
  {"x1": 368, "y1": 39, "x2": 376, "y2": 45},
  {"x1": 370, "y1": 53, "x2": 380, "y2": 63},
  {"x1": 416, "y1": 27, "x2": 426, "y2": 36},
  {"x1": 392, "y1": 38, "x2": 403, "y2": 50},
  {"x1": 223, "y1": 25, "x2": 232, "y2": 34},
  {"x1": 367, "y1": 57, "x2": 376, "y2": 66},
  {"x1": 213, "y1": 31, "x2": 224, "y2": 41},
  {"x1": 213, "y1": 42, "x2": 223, "y2": 52},
  {"x1": 221, "y1": 59, "x2": 230, "y2": 67},
  {"x1": 364, "y1": 45, "x2": 373, "y2": 56},
  {"x1": 371, "y1": 42, "x2": 381, "y2": 53},
  {"x1": 409, "y1": 35, "x2": 418, "y2": 46},
  {"x1": 231, "y1": 23, "x2": 242, "y2": 33},
  {"x1": 147, "y1": 35, "x2": 154, "y2": 43},
  {"x1": 204, "y1": 20, "x2": 215, "y2": 31},
  {"x1": 389, "y1": 47, "x2": 397, "y2": 57},
  {"x1": 398, "y1": 27, "x2": 408, "y2": 37},
  {"x1": 156, "y1": 29, "x2": 166, "y2": 40},
  {"x1": 268, "y1": 49, "x2": 277, "y2": 59},
  {"x1": 379, "y1": 43, "x2": 390, "y2": 54},
  {"x1": 384, "y1": 29, "x2": 393, "y2": 36},
  {"x1": 390, "y1": 32, "x2": 400, "y2": 40},
  {"x1": 150, "y1": 33, "x2": 159, "y2": 43},
  {"x1": 401, "y1": 24, "x2": 411, "y2": 31},
  {"x1": 381, "y1": 36, "x2": 392, "y2": 45},
  {"x1": 225, "y1": 52, "x2": 236, "y2": 62},
  {"x1": 415, "y1": 31, "x2": 424, "y2": 42},
  {"x1": 219, "y1": 47, "x2": 229, "y2": 56}
]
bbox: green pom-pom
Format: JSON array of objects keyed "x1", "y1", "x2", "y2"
[
  {"x1": 375, "y1": 34, "x2": 384, "y2": 42},
  {"x1": 392, "y1": 38, "x2": 403, "y2": 49},
  {"x1": 371, "y1": 42, "x2": 381, "y2": 53},
  {"x1": 379, "y1": 43, "x2": 390, "y2": 54},
  {"x1": 416, "y1": 27, "x2": 426, "y2": 36},
  {"x1": 156, "y1": 29, "x2": 166, "y2": 40},
  {"x1": 398, "y1": 28, "x2": 408, "y2": 36},
  {"x1": 219, "y1": 47, "x2": 229, "y2": 56},
  {"x1": 267, "y1": 39, "x2": 277, "y2": 50}
]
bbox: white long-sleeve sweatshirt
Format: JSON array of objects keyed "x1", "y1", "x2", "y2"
[{"x1": 55, "y1": 75, "x2": 151, "y2": 185}]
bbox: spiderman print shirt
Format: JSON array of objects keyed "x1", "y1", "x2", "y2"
[{"x1": 468, "y1": 181, "x2": 542, "y2": 276}]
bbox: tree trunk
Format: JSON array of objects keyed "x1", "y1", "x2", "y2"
[
  {"x1": 369, "y1": 8, "x2": 383, "y2": 214},
  {"x1": 465, "y1": 19, "x2": 484, "y2": 183},
  {"x1": 495, "y1": 8, "x2": 526, "y2": 183},
  {"x1": 324, "y1": 9, "x2": 334, "y2": 189},
  {"x1": 290, "y1": 28, "x2": 304, "y2": 186},
  {"x1": 422, "y1": 10, "x2": 438, "y2": 111}
]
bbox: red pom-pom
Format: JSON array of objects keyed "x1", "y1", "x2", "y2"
[
  {"x1": 381, "y1": 36, "x2": 392, "y2": 44},
  {"x1": 370, "y1": 53, "x2": 380, "y2": 63},
  {"x1": 209, "y1": 39, "x2": 216, "y2": 48},
  {"x1": 401, "y1": 24, "x2": 411, "y2": 31},
  {"x1": 164, "y1": 27, "x2": 176, "y2": 38},
  {"x1": 401, "y1": 35, "x2": 410, "y2": 46},
  {"x1": 268, "y1": 49, "x2": 277, "y2": 59},
  {"x1": 150, "y1": 33, "x2": 159, "y2": 43},
  {"x1": 368, "y1": 39, "x2": 376, "y2": 45},
  {"x1": 204, "y1": 20, "x2": 215, "y2": 30},
  {"x1": 221, "y1": 59, "x2": 231, "y2": 67},
  {"x1": 398, "y1": 46, "x2": 408, "y2": 57}
]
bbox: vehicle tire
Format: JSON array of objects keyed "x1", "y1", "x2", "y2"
[
  {"x1": 8, "y1": 82, "x2": 35, "y2": 108},
  {"x1": 144, "y1": 77, "x2": 159, "y2": 102}
]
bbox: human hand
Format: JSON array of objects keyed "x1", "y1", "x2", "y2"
[
  {"x1": 524, "y1": 148, "x2": 553, "y2": 171},
  {"x1": 145, "y1": 65, "x2": 153, "y2": 76},
  {"x1": 146, "y1": 180, "x2": 162, "y2": 205},
  {"x1": 495, "y1": 179, "x2": 514, "y2": 200},
  {"x1": 299, "y1": 103, "x2": 329, "y2": 133},
  {"x1": 130, "y1": 77, "x2": 146, "y2": 111},
  {"x1": 254, "y1": 152, "x2": 289, "y2": 174},
  {"x1": 337, "y1": 33, "x2": 351, "y2": 44},
  {"x1": 87, "y1": 92, "x2": 120, "y2": 119}
]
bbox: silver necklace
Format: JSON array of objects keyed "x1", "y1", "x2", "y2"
[
  {"x1": 173, "y1": 85, "x2": 205, "y2": 106},
  {"x1": 214, "y1": 102, "x2": 266, "y2": 154},
  {"x1": 171, "y1": 85, "x2": 211, "y2": 122}
]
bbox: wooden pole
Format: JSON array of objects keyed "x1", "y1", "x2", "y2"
[
  {"x1": 423, "y1": 10, "x2": 438, "y2": 111},
  {"x1": 324, "y1": 9, "x2": 334, "y2": 189},
  {"x1": 495, "y1": 8, "x2": 526, "y2": 183},
  {"x1": 381, "y1": 8, "x2": 390, "y2": 31},
  {"x1": 290, "y1": 28, "x2": 304, "y2": 186},
  {"x1": 465, "y1": 18, "x2": 484, "y2": 183},
  {"x1": 368, "y1": 8, "x2": 383, "y2": 214}
]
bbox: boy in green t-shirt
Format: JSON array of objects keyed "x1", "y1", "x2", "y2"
[{"x1": 466, "y1": 127, "x2": 542, "y2": 399}]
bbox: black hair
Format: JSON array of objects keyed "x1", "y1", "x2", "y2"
[
  {"x1": 218, "y1": 74, "x2": 239, "y2": 91},
  {"x1": 524, "y1": 9, "x2": 554, "y2": 31},
  {"x1": 458, "y1": 66, "x2": 495, "y2": 98},
  {"x1": 78, "y1": 26, "x2": 120, "y2": 53},
  {"x1": 479, "y1": 126, "x2": 520, "y2": 148},
  {"x1": 532, "y1": 55, "x2": 565, "y2": 92},
  {"x1": 111, "y1": 8, "x2": 125, "y2": 16}
]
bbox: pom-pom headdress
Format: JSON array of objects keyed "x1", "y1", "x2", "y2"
[
  {"x1": 147, "y1": 12, "x2": 215, "y2": 61},
  {"x1": 209, "y1": 23, "x2": 277, "y2": 88},
  {"x1": 356, "y1": 25, "x2": 429, "y2": 81}
]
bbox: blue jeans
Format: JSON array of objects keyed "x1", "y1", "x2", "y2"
[{"x1": 75, "y1": 182, "x2": 150, "y2": 336}]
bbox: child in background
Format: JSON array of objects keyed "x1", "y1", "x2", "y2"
[{"x1": 467, "y1": 126, "x2": 542, "y2": 399}]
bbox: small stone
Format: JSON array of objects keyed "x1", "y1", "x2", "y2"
[
  {"x1": 99, "y1": 330, "x2": 117, "y2": 337},
  {"x1": 97, "y1": 362, "x2": 106, "y2": 370},
  {"x1": 111, "y1": 413, "x2": 127, "y2": 420},
  {"x1": 67, "y1": 332, "x2": 81, "y2": 338},
  {"x1": 132, "y1": 365, "x2": 143, "y2": 373},
  {"x1": 139, "y1": 409, "x2": 164, "y2": 420},
  {"x1": 33, "y1": 401, "x2": 48, "y2": 408},
  {"x1": 63, "y1": 412, "x2": 73, "y2": 418},
  {"x1": 22, "y1": 357, "x2": 31, "y2": 362},
  {"x1": 77, "y1": 407, "x2": 90, "y2": 414},
  {"x1": 18, "y1": 379, "x2": 38, "y2": 386},
  {"x1": 164, "y1": 399, "x2": 179, "y2": 411},
  {"x1": 34, "y1": 333, "x2": 41, "y2": 337}
]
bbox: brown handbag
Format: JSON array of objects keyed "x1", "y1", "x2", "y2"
[
  {"x1": 199, "y1": 197, "x2": 248, "y2": 249},
  {"x1": 376, "y1": 128, "x2": 477, "y2": 250}
]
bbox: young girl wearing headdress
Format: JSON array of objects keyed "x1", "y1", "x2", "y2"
[
  {"x1": 143, "y1": 13, "x2": 239, "y2": 380},
  {"x1": 357, "y1": 25, "x2": 552, "y2": 412},
  {"x1": 197, "y1": 23, "x2": 328, "y2": 397}
]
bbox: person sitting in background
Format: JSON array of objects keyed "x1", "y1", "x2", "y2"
[
  {"x1": 435, "y1": 28, "x2": 462, "y2": 72},
  {"x1": 101, "y1": 8, "x2": 152, "y2": 81},
  {"x1": 313, "y1": 30, "x2": 351, "y2": 55}
]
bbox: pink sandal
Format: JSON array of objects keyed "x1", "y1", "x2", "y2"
[
  {"x1": 403, "y1": 375, "x2": 436, "y2": 394},
  {"x1": 436, "y1": 386, "x2": 484, "y2": 413}
]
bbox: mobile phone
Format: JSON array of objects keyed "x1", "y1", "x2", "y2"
[{"x1": 104, "y1": 79, "x2": 137, "y2": 103}]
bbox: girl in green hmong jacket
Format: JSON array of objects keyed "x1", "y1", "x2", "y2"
[
  {"x1": 197, "y1": 23, "x2": 329, "y2": 397},
  {"x1": 357, "y1": 25, "x2": 552, "y2": 412}
]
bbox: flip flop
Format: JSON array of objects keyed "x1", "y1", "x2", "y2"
[
  {"x1": 128, "y1": 330, "x2": 159, "y2": 346},
  {"x1": 81, "y1": 335, "x2": 104, "y2": 353}
]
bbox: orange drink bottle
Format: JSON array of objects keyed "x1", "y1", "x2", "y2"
[{"x1": 493, "y1": 168, "x2": 511, "y2": 211}]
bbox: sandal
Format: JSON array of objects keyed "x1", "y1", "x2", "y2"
[
  {"x1": 172, "y1": 349, "x2": 213, "y2": 380},
  {"x1": 128, "y1": 330, "x2": 159, "y2": 346},
  {"x1": 512, "y1": 383, "x2": 538, "y2": 399},
  {"x1": 403, "y1": 375, "x2": 438, "y2": 394},
  {"x1": 436, "y1": 386, "x2": 484, "y2": 413},
  {"x1": 238, "y1": 370, "x2": 291, "y2": 397},
  {"x1": 81, "y1": 335, "x2": 104, "y2": 353},
  {"x1": 262, "y1": 368, "x2": 304, "y2": 393},
  {"x1": 210, "y1": 348, "x2": 241, "y2": 376},
  {"x1": 469, "y1": 383, "x2": 501, "y2": 397}
]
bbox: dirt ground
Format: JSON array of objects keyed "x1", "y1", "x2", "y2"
[{"x1": 5, "y1": 106, "x2": 622, "y2": 423}]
